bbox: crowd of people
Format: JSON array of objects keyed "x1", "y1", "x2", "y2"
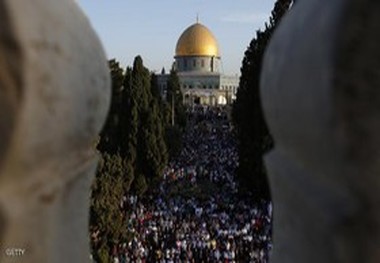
[{"x1": 94, "y1": 106, "x2": 273, "y2": 263}]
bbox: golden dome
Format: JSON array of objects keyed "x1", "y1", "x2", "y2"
[{"x1": 175, "y1": 23, "x2": 220, "y2": 57}]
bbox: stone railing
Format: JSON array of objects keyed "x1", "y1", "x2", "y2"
[
  {"x1": 0, "y1": 0, "x2": 110, "y2": 262},
  {"x1": 261, "y1": 0, "x2": 380, "y2": 262}
]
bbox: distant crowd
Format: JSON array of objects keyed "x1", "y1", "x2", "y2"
[{"x1": 91, "y1": 106, "x2": 272, "y2": 263}]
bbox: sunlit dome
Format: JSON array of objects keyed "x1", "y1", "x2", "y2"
[{"x1": 175, "y1": 22, "x2": 220, "y2": 57}]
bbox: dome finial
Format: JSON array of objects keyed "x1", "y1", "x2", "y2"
[{"x1": 196, "y1": 13, "x2": 199, "y2": 23}]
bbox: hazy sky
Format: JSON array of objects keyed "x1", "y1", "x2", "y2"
[{"x1": 77, "y1": 0, "x2": 276, "y2": 75}]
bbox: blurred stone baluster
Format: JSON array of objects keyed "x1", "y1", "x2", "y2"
[
  {"x1": 0, "y1": 0, "x2": 110, "y2": 262},
  {"x1": 261, "y1": 0, "x2": 380, "y2": 262}
]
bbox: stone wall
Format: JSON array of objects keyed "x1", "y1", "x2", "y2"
[
  {"x1": 0, "y1": 0, "x2": 110, "y2": 262},
  {"x1": 261, "y1": 0, "x2": 380, "y2": 262}
]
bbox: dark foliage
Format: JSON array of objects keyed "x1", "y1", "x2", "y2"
[
  {"x1": 91, "y1": 56, "x2": 174, "y2": 260},
  {"x1": 232, "y1": 0, "x2": 294, "y2": 201}
]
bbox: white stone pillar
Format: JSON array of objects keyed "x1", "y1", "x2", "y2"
[
  {"x1": 0, "y1": 0, "x2": 110, "y2": 262},
  {"x1": 261, "y1": 0, "x2": 380, "y2": 262}
]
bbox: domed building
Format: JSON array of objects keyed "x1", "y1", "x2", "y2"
[{"x1": 157, "y1": 20, "x2": 239, "y2": 106}]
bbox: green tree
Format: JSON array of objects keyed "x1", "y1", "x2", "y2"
[
  {"x1": 119, "y1": 66, "x2": 138, "y2": 191},
  {"x1": 164, "y1": 69, "x2": 186, "y2": 159},
  {"x1": 90, "y1": 154, "x2": 128, "y2": 263},
  {"x1": 132, "y1": 173, "x2": 148, "y2": 196},
  {"x1": 151, "y1": 73, "x2": 171, "y2": 128},
  {"x1": 148, "y1": 77, "x2": 169, "y2": 181},
  {"x1": 90, "y1": 56, "x2": 173, "y2": 260},
  {"x1": 166, "y1": 69, "x2": 186, "y2": 129},
  {"x1": 165, "y1": 125, "x2": 183, "y2": 158},
  {"x1": 232, "y1": 0, "x2": 294, "y2": 201},
  {"x1": 128, "y1": 56, "x2": 169, "y2": 193},
  {"x1": 97, "y1": 59, "x2": 124, "y2": 154}
]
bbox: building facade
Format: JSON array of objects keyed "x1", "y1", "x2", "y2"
[{"x1": 158, "y1": 21, "x2": 239, "y2": 106}]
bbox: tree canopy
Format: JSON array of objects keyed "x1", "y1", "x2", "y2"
[
  {"x1": 232, "y1": 0, "x2": 294, "y2": 201},
  {"x1": 90, "y1": 56, "x2": 183, "y2": 261}
]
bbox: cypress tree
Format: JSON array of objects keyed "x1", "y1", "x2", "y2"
[
  {"x1": 165, "y1": 69, "x2": 186, "y2": 158},
  {"x1": 120, "y1": 66, "x2": 138, "y2": 191},
  {"x1": 129, "y1": 56, "x2": 149, "y2": 195},
  {"x1": 97, "y1": 59, "x2": 124, "y2": 154},
  {"x1": 90, "y1": 56, "x2": 173, "y2": 260},
  {"x1": 232, "y1": 0, "x2": 294, "y2": 201},
  {"x1": 129, "y1": 56, "x2": 169, "y2": 194},
  {"x1": 149, "y1": 73, "x2": 169, "y2": 181},
  {"x1": 90, "y1": 153, "x2": 128, "y2": 263},
  {"x1": 167, "y1": 69, "x2": 186, "y2": 129}
]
